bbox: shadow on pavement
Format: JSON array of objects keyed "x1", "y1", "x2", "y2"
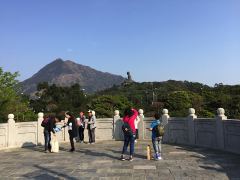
[
  {"x1": 26, "y1": 165, "x2": 79, "y2": 180},
  {"x1": 173, "y1": 144, "x2": 240, "y2": 179}
]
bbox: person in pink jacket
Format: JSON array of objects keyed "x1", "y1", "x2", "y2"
[{"x1": 120, "y1": 108, "x2": 138, "y2": 161}]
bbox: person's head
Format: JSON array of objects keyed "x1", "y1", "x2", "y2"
[
  {"x1": 65, "y1": 111, "x2": 74, "y2": 119},
  {"x1": 43, "y1": 114, "x2": 49, "y2": 119},
  {"x1": 124, "y1": 107, "x2": 134, "y2": 117},
  {"x1": 48, "y1": 114, "x2": 60, "y2": 123},
  {"x1": 88, "y1": 110, "x2": 92, "y2": 117},
  {"x1": 154, "y1": 113, "x2": 160, "y2": 120},
  {"x1": 80, "y1": 112, "x2": 84, "y2": 117},
  {"x1": 55, "y1": 116, "x2": 61, "y2": 123}
]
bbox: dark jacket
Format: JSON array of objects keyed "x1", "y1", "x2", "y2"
[
  {"x1": 44, "y1": 118, "x2": 56, "y2": 134},
  {"x1": 80, "y1": 115, "x2": 86, "y2": 127},
  {"x1": 67, "y1": 117, "x2": 78, "y2": 137}
]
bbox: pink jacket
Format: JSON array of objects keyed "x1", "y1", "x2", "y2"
[{"x1": 123, "y1": 109, "x2": 138, "y2": 134}]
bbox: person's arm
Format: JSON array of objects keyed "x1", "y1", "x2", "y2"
[
  {"x1": 146, "y1": 127, "x2": 153, "y2": 131},
  {"x1": 62, "y1": 119, "x2": 70, "y2": 128},
  {"x1": 88, "y1": 119, "x2": 93, "y2": 124},
  {"x1": 132, "y1": 109, "x2": 138, "y2": 119},
  {"x1": 148, "y1": 121, "x2": 155, "y2": 131},
  {"x1": 61, "y1": 124, "x2": 67, "y2": 128},
  {"x1": 92, "y1": 116, "x2": 96, "y2": 124}
]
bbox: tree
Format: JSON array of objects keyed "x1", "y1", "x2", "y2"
[
  {"x1": 165, "y1": 91, "x2": 192, "y2": 117},
  {"x1": 88, "y1": 95, "x2": 133, "y2": 118},
  {"x1": 0, "y1": 68, "x2": 35, "y2": 123},
  {"x1": 31, "y1": 83, "x2": 87, "y2": 117}
]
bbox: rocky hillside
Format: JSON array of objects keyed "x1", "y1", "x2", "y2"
[{"x1": 21, "y1": 59, "x2": 125, "y2": 94}]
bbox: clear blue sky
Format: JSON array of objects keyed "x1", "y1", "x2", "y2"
[{"x1": 0, "y1": 0, "x2": 239, "y2": 86}]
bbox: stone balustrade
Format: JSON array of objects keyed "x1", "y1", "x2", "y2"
[{"x1": 0, "y1": 108, "x2": 240, "y2": 154}]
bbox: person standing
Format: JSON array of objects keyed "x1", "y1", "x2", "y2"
[
  {"x1": 148, "y1": 113, "x2": 163, "y2": 160},
  {"x1": 87, "y1": 110, "x2": 96, "y2": 144},
  {"x1": 134, "y1": 115, "x2": 141, "y2": 143},
  {"x1": 78, "y1": 111, "x2": 86, "y2": 143},
  {"x1": 120, "y1": 108, "x2": 138, "y2": 161},
  {"x1": 43, "y1": 115, "x2": 60, "y2": 153},
  {"x1": 65, "y1": 112, "x2": 78, "y2": 152}
]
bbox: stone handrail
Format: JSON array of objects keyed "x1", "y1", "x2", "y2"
[{"x1": 0, "y1": 108, "x2": 240, "y2": 154}]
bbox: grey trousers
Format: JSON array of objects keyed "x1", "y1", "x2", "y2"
[{"x1": 152, "y1": 137, "x2": 162, "y2": 154}]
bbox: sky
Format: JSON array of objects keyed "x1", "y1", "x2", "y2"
[{"x1": 0, "y1": 0, "x2": 240, "y2": 86}]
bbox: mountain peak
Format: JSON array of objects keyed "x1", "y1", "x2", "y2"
[
  {"x1": 51, "y1": 58, "x2": 64, "y2": 64},
  {"x1": 21, "y1": 59, "x2": 125, "y2": 95}
]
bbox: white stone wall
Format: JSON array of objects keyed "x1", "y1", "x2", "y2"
[
  {"x1": 1, "y1": 108, "x2": 240, "y2": 154},
  {"x1": 223, "y1": 119, "x2": 240, "y2": 154},
  {"x1": 162, "y1": 108, "x2": 240, "y2": 154},
  {"x1": 194, "y1": 118, "x2": 217, "y2": 148},
  {"x1": 15, "y1": 122, "x2": 38, "y2": 147},
  {"x1": 0, "y1": 123, "x2": 7, "y2": 148},
  {"x1": 95, "y1": 118, "x2": 113, "y2": 140},
  {"x1": 142, "y1": 117, "x2": 152, "y2": 140},
  {"x1": 168, "y1": 118, "x2": 188, "y2": 144},
  {"x1": 0, "y1": 113, "x2": 69, "y2": 150}
]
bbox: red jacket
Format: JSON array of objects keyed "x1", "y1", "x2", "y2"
[{"x1": 123, "y1": 109, "x2": 138, "y2": 134}]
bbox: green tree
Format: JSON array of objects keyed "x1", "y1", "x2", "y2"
[
  {"x1": 88, "y1": 95, "x2": 133, "y2": 118},
  {"x1": 31, "y1": 83, "x2": 87, "y2": 117},
  {"x1": 0, "y1": 68, "x2": 35, "y2": 123},
  {"x1": 165, "y1": 91, "x2": 192, "y2": 116}
]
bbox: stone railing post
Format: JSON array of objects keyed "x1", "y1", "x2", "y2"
[
  {"x1": 216, "y1": 108, "x2": 226, "y2": 150},
  {"x1": 162, "y1": 109, "x2": 170, "y2": 143},
  {"x1": 188, "y1": 108, "x2": 197, "y2": 145},
  {"x1": 138, "y1": 109, "x2": 144, "y2": 140},
  {"x1": 113, "y1": 110, "x2": 124, "y2": 141},
  {"x1": 8, "y1": 114, "x2": 16, "y2": 147},
  {"x1": 37, "y1": 112, "x2": 44, "y2": 145},
  {"x1": 113, "y1": 110, "x2": 120, "y2": 139}
]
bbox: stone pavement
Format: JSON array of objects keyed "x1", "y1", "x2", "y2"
[{"x1": 0, "y1": 140, "x2": 240, "y2": 180}]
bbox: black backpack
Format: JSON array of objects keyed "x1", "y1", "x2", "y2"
[
  {"x1": 41, "y1": 118, "x2": 49, "y2": 128},
  {"x1": 122, "y1": 121, "x2": 133, "y2": 135},
  {"x1": 153, "y1": 124, "x2": 165, "y2": 137}
]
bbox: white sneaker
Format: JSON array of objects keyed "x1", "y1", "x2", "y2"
[
  {"x1": 135, "y1": 140, "x2": 137, "y2": 143},
  {"x1": 158, "y1": 156, "x2": 162, "y2": 160}
]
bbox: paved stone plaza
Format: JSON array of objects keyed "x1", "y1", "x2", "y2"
[{"x1": 0, "y1": 141, "x2": 240, "y2": 180}]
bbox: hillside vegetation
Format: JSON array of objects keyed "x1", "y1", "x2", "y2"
[
  {"x1": 1, "y1": 66, "x2": 240, "y2": 123},
  {"x1": 97, "y1": 81, "x2": 240, "y2": 118},
  {"x1": 30, "y1": 80, "x2": 240, "y2": 119}
]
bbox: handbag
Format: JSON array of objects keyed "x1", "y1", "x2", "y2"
[{"x1": 122, "y1": 119, "x2": 133, "y2": 136}]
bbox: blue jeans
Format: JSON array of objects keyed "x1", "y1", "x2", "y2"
[
  {"x1": 152, "y1": 137, "x2": 162, "y2": 154},
  {"x1": 44, "y1": 130, "x2": 51, "y2": 151},
  {"x1": 122, "y1": 134, "x2": 135, "y2": 156}
]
